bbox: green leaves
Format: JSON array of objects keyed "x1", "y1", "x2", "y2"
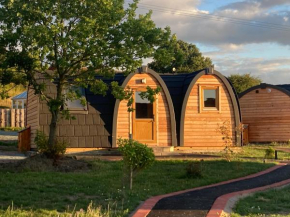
[
  {"x1": 149, "y1": 39, "x2": 213, "y2": 73},
  {"x1": 138, "y1": 86, "x2": 161, "y2": 103},
  {"x1": 118, "y1": 138, "x2": 155, "y2": 173},
  {"x1": 0, "y1": 0, "x2": 173, "y2": 145},
  {"x1": 228, "y1": 74, "x2": 261, "y2": 94}
]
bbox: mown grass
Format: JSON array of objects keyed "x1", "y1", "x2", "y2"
[
  {"x1": 0, "y1": 160, "x2": 273, "y2": 216},
  {"x1": 236, "y1": 145, "x2": 290, "y2": 160},
  {"x1": 0, "y1": 141, "x2": 18, "y2": 147},
  {"x1": 0, "y1": 141, "x2": 18, "y2": 151},
  {"x1": 232, "y1": 185, "x2": 290, "y2": 217},
  {"x1": 0, "y1": 127, "x2": 24, "y2": 132}
]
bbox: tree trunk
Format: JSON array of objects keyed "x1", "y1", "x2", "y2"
[
  {"x1": 48, "y1": 112, "x2": 58, "y2": 148},
  {"x1": 47, "y1": 81, "x2": 63, "y2": 149}
]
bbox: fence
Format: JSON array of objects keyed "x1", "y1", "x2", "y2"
[
  {"x1": 18, "y1": 126, "x2": 31, "y2": 152},
  {"x1": 0, "y1": 109, "x2": 26, "y2": 128}
]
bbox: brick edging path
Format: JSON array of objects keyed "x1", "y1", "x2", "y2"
[
  {"x1": 132, "y1": 164, "x2": 289, "y2": 217},
  {"x1": 207, "y1": 177, "x2": 290, "y2": 217}
]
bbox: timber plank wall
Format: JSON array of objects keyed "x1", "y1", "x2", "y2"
[
  {"x1": 27, "y1": 84, "x2": 113, "y2": 149},
  {"x1": 117, "y1": 73, "x2": 172, "y2": 146},
  {"x1": 183, "y1": 75, "x2": 236, "y2": 147},
  {"x1": 240, "y1": 86, "x2": 290, "y2": 143},
  {"x1": 26, "y1": 88, "x2": 39, "y2": 147}
]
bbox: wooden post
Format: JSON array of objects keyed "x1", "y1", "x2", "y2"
[
  {"x1": 18, "y1": 126, "x2": 31, "y2": 152},
  {"x1": 6, "y1": 109, "x2": 11, "y2": 127},
  {"x1": 275, "y1": 150, "x2": 278, "y2": 160},
  {"x1": 11, "y1": 109, "x2": 15, "y2": 127},
  {"x1": 0, "y1": 109, "x2": 3, "y2": 127},
  {"x1": 16, "y1": 109, "x2": 20, "y2": 127},
  {"x1": 20, "y1": 109, "x2": 25, "y2": 128}
]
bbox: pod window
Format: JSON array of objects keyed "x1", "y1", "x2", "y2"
[
  {"x1": 65, "y1": 87, "x2": 88, "y2": 114},
  {"x1": 200, "y1": 85, "x2": 220, "y2": 112}
]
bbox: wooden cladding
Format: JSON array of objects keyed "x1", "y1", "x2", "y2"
[
  {"x1": 184, "y1": 75, "x2": 236, "y2": 147},
  {"x1": 240, "y1": 87, "x2": 290, "y2": 143},
  {"x1": 18, "y1": 126, "x2": 31, "y2": 152},
  {"x1": 26, "y1": 88, "x2": 39, "y2": 148},
  {"x1": 116, "y1": 73, "x2": 172, "y2": 146}
]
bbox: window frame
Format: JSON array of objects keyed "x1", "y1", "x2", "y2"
[
  {"x1": 199, "y1": 85, "x2": 221, "y2": 113},
  {"x1": 134, "y1": 91, "x2": 154, "y2": 119},
  {"x1": 64, "y1": 87, "x2": 88, "y2": 114}
]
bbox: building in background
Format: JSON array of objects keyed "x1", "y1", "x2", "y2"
[{"x1": 11, "y1": 91, "x2": 27, "y2": 109}]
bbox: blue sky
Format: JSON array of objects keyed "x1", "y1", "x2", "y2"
[{"x1": 137, "y1": 0, "x2": 290, "y2": 84}]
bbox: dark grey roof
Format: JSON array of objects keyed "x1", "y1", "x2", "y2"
[
  {"x1": 85, "y1": 74, "x2": 126, "y2": 142},
  {"x1": 276, "y1": 84, "x2": 290, "y2": 93},
  {"x1": 12, "y1": 91, "x2": 27, "y2": 100},
  {"x1": 239, "y1": 83, "x2": 290, "y2": 98}
]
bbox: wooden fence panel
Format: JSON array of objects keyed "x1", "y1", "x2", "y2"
[
  {"x1": 18, "y1": 126, "x2": 31, "y2": 152},
  {"x1": 0, "y1": 109, "x2": 26, "y2": 128}
]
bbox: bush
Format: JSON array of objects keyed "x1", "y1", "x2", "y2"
[
  {"x1": 34, "y1": 130, "x2": 67, "y2": 159},
  {"x1": 265, "y1": 147, "x2": 275, "y2": 159},
  {"x1": 185, "y1": 161, "x2": 203, "y2": 178},
  {"x1": 118, "y1": 138, "x2": 155, "y2": 190}
]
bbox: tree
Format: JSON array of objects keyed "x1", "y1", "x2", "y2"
[
  {"x1": 118, "y1": 139, "x2": 155, "y2": 190},
  {"x1": 0, "y1": 0, "x2": 174, "y2": 149},
  {"x1": 149, "y1": 40, "x2": 212, "y2": 73},
  {"x1": 228, "y1": 74, "x2": 262, "y2": 95}
]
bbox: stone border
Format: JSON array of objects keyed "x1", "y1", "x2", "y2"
[{"x1": 131, "y1": 164, "x2": 286, "y2": 217}]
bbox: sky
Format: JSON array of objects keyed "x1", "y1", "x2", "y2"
[{"x1": 135, "y1": 0, "x2": 290, "y2": 84}]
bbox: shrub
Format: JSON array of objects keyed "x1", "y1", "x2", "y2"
[
  {"x1": 270, "y1": 141, "x2": 278, "y2": 146},
  {"x1": 118, "y1": 138, "x2": 155, "y2": 190},
  {"x1": 34, "y1": 130, "x2": 67, "y2": 160},
  {"x1": 217, "y1": 120, "x2": 235, "y2": 162},
  {"x1": 265, "y1": 147, "x2": 275, "y2": 159},
  {"x1": 185, "y1": 161, "x2": 203, "y2": 178}
]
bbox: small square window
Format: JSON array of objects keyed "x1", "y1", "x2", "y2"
[
  {"x1": 65, "y1": 87, "x2": 88, "y2": 113},
  {"x1": 135, "y1": 92, "x2": 153, "y2": 119},
  {"x1": 200, "y1": 85, "x2": 220, "y2": 112}
]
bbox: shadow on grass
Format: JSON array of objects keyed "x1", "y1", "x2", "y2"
[
  {"x1": 0, "y1": 159, "x2": 274, "y2": 216},
  {"x1": 233, "y1": 184, "x2": 290, "y2": 217}
]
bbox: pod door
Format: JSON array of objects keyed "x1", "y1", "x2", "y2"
[{"x1": 133, "y1": 90, "x2": 156, "y2": 143}]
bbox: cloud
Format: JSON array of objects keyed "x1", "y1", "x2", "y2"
[
  {"x1": 137, "y1": 0, "x2": 290, "y2": 84},
  {"x1": 212, "y1": 56, "x2": 290, "y2": 84},
  {"x1": 137, "y1": 0, "x2": 290, "y2": 46},
  {"x1": 220, "y1": 0, "x2": 290, "y2": 10}
]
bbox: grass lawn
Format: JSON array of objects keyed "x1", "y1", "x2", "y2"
[
  {"x1": 0, "y1": 159, "x2": 274, "y2": 216},
  {"x1": 235, "y1": 145, "x2": 290, "y2": 160},
  {"x1": 0, "y1": 141, "x2": 18, "y2": 151},
  {"x1": 232, "y1": 185, "x2": 290, "y2": 217},
  {"x1": 0, "y1": 127, "x2": 24, "y2": 132}
]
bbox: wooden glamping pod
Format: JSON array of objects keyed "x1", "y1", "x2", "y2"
[
  {"x1": 239, "y1": 83, "x2": 290, "y2": 143},
  {"x1": 26, "y1": 67, "x2": 177, "y2": 149},
  {"x1": 161, "y1": 68, "x2": 241, "y2": 149}
]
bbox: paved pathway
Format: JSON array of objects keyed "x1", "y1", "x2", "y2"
[
  {"x1": 0, "y1": 151, "x2": 26, "y2": 163},
  {"x1": 144, "y1": 164, "x2": 290, "y2": 217},
  {"x1": 0, "y1": 130, "x2": 18, "y2": 141}
]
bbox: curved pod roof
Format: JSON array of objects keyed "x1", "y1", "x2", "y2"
[
  {"x1": 180, "y1": 69, "x2": 241, "y2": 146},
  {"x1": 161, "y1": 68, "x2": 241, "y2": 147},
  {"x1": 112, "y1": 66, "x2": 177, "y2": 147},
  {"x1": 239, "y1": 83, "x2": 290, "y2": 98}
]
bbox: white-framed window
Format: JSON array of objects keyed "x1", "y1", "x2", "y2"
[{"x1": 65, "y1": 87, "x2": 88, "y2": 113}]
